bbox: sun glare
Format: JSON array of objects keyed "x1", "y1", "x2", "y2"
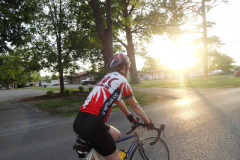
[{"x1": 147, "y1": 35, "x2": 197, "y2": 69}]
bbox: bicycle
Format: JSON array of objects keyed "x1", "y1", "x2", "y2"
[{"x1": 74, "y1": 117, "x2": 170, "y2": 160}]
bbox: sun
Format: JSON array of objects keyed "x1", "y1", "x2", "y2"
[{"x1": 146, "y1": 35, "x2": 197, "y2": 69}]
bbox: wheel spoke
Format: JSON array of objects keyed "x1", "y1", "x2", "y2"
[{"x1": 129, "y1": 137, "x2": 169, "y2": 160}]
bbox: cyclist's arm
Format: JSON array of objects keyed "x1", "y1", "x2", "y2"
[
  {"x1": 117, "y1": 99, "x2": 131, "y2": 116},
  {"x1": 126, "y1": 96, "x2": 151, "y2": 124}
]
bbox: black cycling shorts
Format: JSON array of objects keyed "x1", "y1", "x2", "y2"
[{"x1": 73, "y1": 112, "x2": 116, "y2": 157}]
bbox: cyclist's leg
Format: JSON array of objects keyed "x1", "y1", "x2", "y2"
[
  {"x1": 90, "y1": 150, "x2": 100, "y2": 160},
  {"x1": 109, "y1": 125, "x2": 121, "y2": 140},
  {"x1": 104, "y1": 149, "x2": 120, "y2": 160},
  {"x1": 90, "y1": 125, "x2": 121, "y2": 160},
  {"x1": 74, "y1": 113, "x2": 119, "y2": 159}
]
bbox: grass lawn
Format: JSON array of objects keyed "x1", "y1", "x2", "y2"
[
  {"x1": 132, "y1": 75, "x2": 240, "y2": 88},
  {"x1": 35, "y1": 75, "x2": 240, "y2": 116},
  {"x1": 37, "y1": 92, "x2": 168, "y2": 117}
]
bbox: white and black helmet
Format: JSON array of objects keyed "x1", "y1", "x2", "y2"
[{"x1": 107, "y1": 53, "x2": 130, "y2": 77}]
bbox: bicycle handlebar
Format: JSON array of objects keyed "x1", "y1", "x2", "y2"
[{"x1": 126, "y1": 117, "x2": 165, "y2": 146}]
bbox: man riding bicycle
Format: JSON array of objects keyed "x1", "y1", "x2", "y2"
[{"x1": 73, "y1": 53, "x2": 154, "y2": 160}]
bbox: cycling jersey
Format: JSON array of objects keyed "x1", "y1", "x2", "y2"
[{"x1": 80, "y1": 72, "x2": 133, "y2": 122}]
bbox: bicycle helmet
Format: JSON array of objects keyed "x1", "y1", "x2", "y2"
[{"x1": 107, "y1": 53, "x2": 130, "y2": 77}]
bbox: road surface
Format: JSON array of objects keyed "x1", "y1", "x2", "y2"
[{"x1": 1, "y1": 87, "x2": 240, "y2": 160}]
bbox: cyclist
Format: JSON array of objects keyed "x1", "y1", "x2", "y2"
[{"x1": 73, "y1": 53, "x2": 154, "y2": 160}]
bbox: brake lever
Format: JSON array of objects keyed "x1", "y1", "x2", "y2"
[
  {"x1": 126, "y1": 125, "x2": 137, "y2": 135},
  {"x1": 126, "y1": 120, "x2": 141, "y2": 135}
]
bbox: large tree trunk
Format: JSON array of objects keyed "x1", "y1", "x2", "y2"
[
  {"x1": 57, "y1": 32, "x2": 64, "y2": 93},
  {"x1": 101, "y1": 30, "x2": 113, "y2": 66},
  {"x1": 125, "y1": 27, "x2": 140, "y2": 84},
  {"x1": 58, "y1": 52, "x2": 64, "y2": 93},
  {"x1": 90, "y1": 0, "x2": 113, "y2": 66},
  {"x1": 122, "y1": 0, "x2": 140, "y2": 84}
]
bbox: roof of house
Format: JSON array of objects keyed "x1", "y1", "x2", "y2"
[
  {"x1": 234, "y1": 67, "x2": 240, "y2": 71},
  {"x1": 64, "y1": 71, "x2": 88, "y2": 78}
]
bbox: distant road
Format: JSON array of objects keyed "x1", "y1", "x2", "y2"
[
  {"x1": 0, "y1": 84, "x2": 95, "y2": 102},
  {"x1": 50, "y1": 84, "x2": 95, "y2": 89},
  {"x1": 0, "y1": 89, "x2": 49, "y2": 102}
]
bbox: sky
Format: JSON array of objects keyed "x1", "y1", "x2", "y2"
[{"x1": 136, "y1": 0, "x2": 240, "y2": 70}]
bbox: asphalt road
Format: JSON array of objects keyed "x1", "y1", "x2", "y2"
[{"x1": 1, "y1": 87, "x2": 240, "y2": 160}]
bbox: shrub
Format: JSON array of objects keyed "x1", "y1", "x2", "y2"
[
  {"x1": 89, "y1": 87, "x2": 93, "y2": 92},
  {"x1": 64, "y1": 89, "x2": 72, "y2": 96},
  {"x1": 78, "y1": 86, "x2": 84, "y2": 91},
  {"x1": 46, "y1": 90, "x2": 55, "y2": 97}
]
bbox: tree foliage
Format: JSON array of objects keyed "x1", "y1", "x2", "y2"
[
  {"x1": 113, "y1": 0, "x2": 196, "y2": 84},
  {"x1": 0, "y1": 46, "x2": 44, "y2": 89},
  {"x1": 32, "y1": 0, "x2": 89, "y2": 93},
  {"x1": 209, "y1": 52, "x2": 235, "y2": 72},
  {"x1": 193, "y1": 35, "x2": 226, "y2": 68},
  {"x1": 0, "y1": 0, "x2": 38, "y2": 53},
  {"x1": 191, "y1": 0, "x2": 228, "y2": 77},
  {"x1": 89, "y1": 0, "x2": 114, "y2": 65},
  {"x1": 0, "y1": 52, "x2": 22, "y2": 88},
  {"x1": 141, "y1": 56, "x2": 163, "y2": 72}
]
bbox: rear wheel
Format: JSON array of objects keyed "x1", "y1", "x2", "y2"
[{"x1": 129, "y1": 137, "x2": 169, "y2": 160}]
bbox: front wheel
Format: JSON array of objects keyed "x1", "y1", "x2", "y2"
[{"x1": 129, "y1": 137, "x2": 169, "y2": 160}]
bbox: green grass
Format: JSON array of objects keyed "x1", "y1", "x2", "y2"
[
  {"x1": 132, "y1": 75, "x2": 240, "y2": 88},
  {"x1": 37, "y1": 91, "x2": 167, "y2": 117},
  {"x1": 38, "y1": 96, "x2": 88, "y2": 116},
  {"x1": 36, "y1": 75, "x2": 240, "y2": 116}
]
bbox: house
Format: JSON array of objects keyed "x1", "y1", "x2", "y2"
[
  {"x1": 63, "y1": 71, "x2": 96, "y2": 84},
  {"x1": 139, "y1": 66, "x2": 203, "y2": 79},
  {"x1": 234, "y1": 67, "x2": 240, "y2": 72}
]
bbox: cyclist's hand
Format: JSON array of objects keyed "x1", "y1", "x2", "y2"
[
  {"x1": 143, "y1": 122, "x2": 154, "y2": 130},
  {"x1": 126, "y1": 113, "x2": 137, "y2": 124}
]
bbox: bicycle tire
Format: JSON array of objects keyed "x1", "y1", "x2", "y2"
[{"x1": 128, "y1": 137, "x2": 170, "y2": 160}]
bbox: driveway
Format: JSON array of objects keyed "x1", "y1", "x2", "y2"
[{"x1": 0, "y1": 88, "x2": 50, "y2": 103}]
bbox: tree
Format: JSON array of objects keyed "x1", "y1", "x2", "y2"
[
  {"x1": 31, "y1": 72, "x2": 43, "y2": 83},
  {"x1": 33, "y1": 0, "x2": 87, "y2": 93},
  {"x1": 193, "y1": 30, "x2": 226, "y2": 71},
  {"x1": 0, "y1": 47, "x2": 43, "y2": 88},
  {"x1": 70, "y1": 1, "x2": 125, "y2": 76},
  {"x1": 51, "y1": 74, "x2": 59, "y2": 80},
  {"x1": 89, "y1": 0, "x2": 114, "y2": 65},
  {"x1": 0, "y1": 0, "x2": 38, "y2": 53},
  {"x1": 209, "y1": 52, "x2": 235, "y2": 72},
  {"x1": 141, "y1": 56, "x2": 163, "y2": 72},
  {"x1": 191, "y1": 0, "x2": 228, "y2": 77},
  {"x1": 0, "y1": 51, "x2": 25, "y2": 89},
  {"x1": 43, "y1": 75, "x2": 51, "y2": 83},
  {"x1": 15, "y1": 46, "x2": 42, "y2": 83},
  {"x1": 114, "y1": 0, "x2": 196, "y2": 84}
]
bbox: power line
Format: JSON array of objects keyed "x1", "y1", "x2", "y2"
[{"x1": 223, "y1": 41, "x2": 240, "y2": 44}]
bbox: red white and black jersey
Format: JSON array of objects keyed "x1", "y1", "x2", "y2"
[{"x1": 79, "y1": 72, "x2": 133, "y2": 122}]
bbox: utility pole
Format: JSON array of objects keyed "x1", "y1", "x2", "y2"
[
  {"x1": 202, "y1": 0, "x2": 208, "y2": 78},
  {"x1": 190, "y1": 0, "x2": 228, "y2": 78}
]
